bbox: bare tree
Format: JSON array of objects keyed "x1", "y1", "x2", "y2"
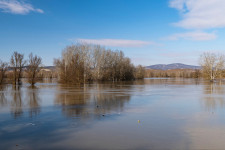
[
  {"x1": 0, "y1": 60, "x2": 8, "y2": 84},
  {"x1": 10, "y1": 52, "x2": 26, "y2": 85},
  {"x1": 54, "y1": 46, "x2": 85, "y2": 85},
  {"x1": 26, "y1": 53, "x2": 42, "y2": 85},
  {"x1": 135, "y1": 65, "x2": 145, "y2": 79},
  {"x1": 199, "y1": 52, "x2": 225, "y2": 81}
]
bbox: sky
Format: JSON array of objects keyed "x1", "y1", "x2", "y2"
[{"x1": 1, "y1": 0, "x2": 225, "y2": 66}]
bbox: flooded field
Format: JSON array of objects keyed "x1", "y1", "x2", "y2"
[{"x1": 1, "y1": 78, "x2": 225, "y2": 150}]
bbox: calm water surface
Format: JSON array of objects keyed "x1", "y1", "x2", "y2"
[{"x1": 1, "y1": 78, "x2": 225, "y2": 150}]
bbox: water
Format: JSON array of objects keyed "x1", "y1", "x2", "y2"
[{"x1": 1, "y1": 78, "x2": 225, "y2": 150}]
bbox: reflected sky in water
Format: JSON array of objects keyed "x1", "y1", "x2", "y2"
[{"x1": 1, "y1": 78, "x2": 225, "y2": 149}]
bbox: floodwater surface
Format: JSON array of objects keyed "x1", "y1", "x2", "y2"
[{"x1": 1, "y1": 78, "x2": 225, "y2": 150}]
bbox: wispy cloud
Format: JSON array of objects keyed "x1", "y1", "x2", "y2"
[
  {"x1": 168, "y1": 0, "x2": 224, "y2": 41},
  {"x1": 0, "y1": 0, "x2": 43, "y2": 14},
  {"x1": 166, "y1": 31, "x2": 217, "y2": 41},
  {"x1": 169, "y1": 0, "x2": 225, "y2": 29},
  {"x1": 75, "y1": 39, "x2": 154, "y2": 47}
]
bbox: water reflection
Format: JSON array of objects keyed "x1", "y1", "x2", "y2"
[
  {"x1": 202, "y1": 81, "x2": 225, "y2": 111},
  {"x1": 11, "y1": 86, "x2": 23, "y2": 119},
  {"x1": 55, "y1": 84, "x2": 131, "y2": 119},
  {"x1": 27, "y1": 86, "x2": 41, "y2": 117},
  {"x1": 2, "y1": 79, "x2": 225, "y2": 149},
  {"x1": 0, "y1": 85, "x2": 42, "y2": 119},
  {"x1": 55, "y1": 85, "x2": 90, "y2": 118},
  {"x1": 0, "y1": 85, "x2": 7, "y2": 107},
  {"x1": 143, "y1": 78, "x2": 201, "y2": 86}
]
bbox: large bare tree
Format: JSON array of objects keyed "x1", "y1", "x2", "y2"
[
  {"x1": 10, "y1": 52, "x2": 26, "y2": 85},
  {"x1": 199, "y1": 52, "x2": 225, "y2": 81},
  {"x1": 26, "y1": 53, "x2": 42, "y2": 85}
]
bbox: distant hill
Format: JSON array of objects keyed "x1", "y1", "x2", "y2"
[
  {"x1": 7, "y1": 66, "x2": 56, "y2": 71},
  {"x1": 42, "y1": 66, "x2": 56, "y2": 70},
  {"x1": 146, "y1": 63, "x2": 201, "y2": 70}
]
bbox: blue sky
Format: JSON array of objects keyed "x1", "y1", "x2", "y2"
[{"x1": 1, "y1": 0, "x2": 225, "y2": 66}]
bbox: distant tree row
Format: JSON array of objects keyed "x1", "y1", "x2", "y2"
[
  {"x1": 146, "y1": 52, "x2": 225, "y2": 81},
  {"x1": 145, "y1": 69, "x2": 201, "y2": 78},
  {"x1": 54, "y1": 44, "x2": 145, "y2": 84},
  {"x1": 2, "y1": 48, "x2": 222, "y2": 85}
]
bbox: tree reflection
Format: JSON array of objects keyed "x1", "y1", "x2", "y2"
[
  {"x1": 202, "y1": 81, "x2": 225, "y2": 111},
  {"x1": 0, "y1": 85, "x2": 7, "y2": 107},
  {"x1": 92, "y1": 84, "x2": 131, "y2": 115},
  {"x1": 11, "y1": 86, "x2": 23, "y2": 119},
  {"x1": 144, "y1": 78, "x2": 200, "y2": 86},
  {"x1": 55, "y1": 83, "x2": 132, "y2": 119},
  {"x1": 27, "y1": 86, "x2": 40, "y2": 117},
  {"x1": 9, "y1": 85, "x2": 41, "y2": 119}
]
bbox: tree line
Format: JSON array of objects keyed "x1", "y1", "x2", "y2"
[
  {"x1": 145, "y1": 52, "x2": 225, "y2": 82},
  {"x1": 1, "y1": 47, "x2": 224, "y2": 85},
  {"x1": 0, "y1": 43, "x2": 145, "y2": 85},
  {"x1": 145, "y1": 69, "x2": 201, "y2": 78}
]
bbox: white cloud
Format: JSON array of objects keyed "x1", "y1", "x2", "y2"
[
  {"x1": 169, "y1": 0, "x2": 186, "y2": 11},
  {"x1": 76, "y1": 39, "x2": 154, "y2": 47},
  {"x1": 169, "y1": 0, "x2": 225, "y2": 29},
  {"x1": 166, "y1": 31, "x2": 217, "y2": 41},
  {"x1": 0, "y1": 0, "x2": 44, "y2": 14}
]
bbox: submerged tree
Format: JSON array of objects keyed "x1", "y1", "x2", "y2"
[
  {"x1": 26, "y1": 53, "x2": 42, "y2": 85},
  {"x1": 10, "y1": 52, "x2": 26, "y2": 85},
  {"x1": 0, "y1": 60, "x2": 8, "y2": 84},
  {"x1": 54, "y1": 45, "x2": 85, "y2": 85},
  {"x1": 199, "y1": 52, "x2": 225, "y2": 81}
]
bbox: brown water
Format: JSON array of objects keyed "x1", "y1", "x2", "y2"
[{"x1": 1, "y1": 78, "x2": 225, "y2": 150}]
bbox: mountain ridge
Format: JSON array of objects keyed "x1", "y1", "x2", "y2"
[{"x1": 146, "y1": 63, "x2": 201, "y2": 70}]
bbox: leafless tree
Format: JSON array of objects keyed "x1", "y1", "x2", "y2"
[
  {"x1": 91, "y1": 48, "x2": 135, "y2": 81},
  {"x1": 0, "y1": 60, "x2": 8, "y2": 84},
  {"x1": 26, "y1": 53, "x2": 42, "y2": 85},
  {"x1": 54, "y1": 46, "x2": 85, "y2": 84},
  {"x1": 10, "y1": 52, "x2": 26, "y2": 85},
  {"x1": 135, "y1": 65, "x2": 145, "y2": 79},
  {"x1": 199, "y1": 52, "x2": 225, "y2": 81}
]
